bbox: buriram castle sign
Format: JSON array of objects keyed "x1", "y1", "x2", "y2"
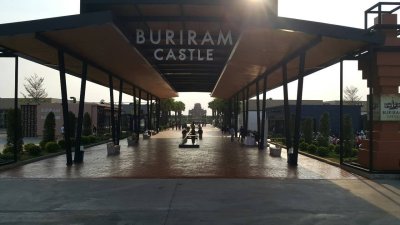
[
  {"x1": 373, "y1": 94, "x2": 400, "y2": 121},
  {"x1": 135, "y1": 29, "x2": 234, "y2": 61}
]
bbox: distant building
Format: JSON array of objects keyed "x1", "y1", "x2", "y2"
[
  {"x1": 240, "y1": 99, "x2": 363, "y2": 135},
  {"x1": 0, "y1": 98, "x2": 113, "y2": 137},
  {"x1": 188, "y1": 103, "x2": 206, "y2": 123}
]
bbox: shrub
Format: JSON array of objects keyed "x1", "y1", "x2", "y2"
[
  {"x1": 317, "y1": 147, "x2": 330, "y2": 157},
  {"x1": 58, "y1": 140, "x2": 65, "y2": 149},
  {"x1": 351, "y1": 148, "x2": 359, "y2": 157},
  {"x1": 39, "y1": 140, "x2": 47, "y2": 150},
  {"x1": 308, "y1": 144, "x2": 317, "y2": 154},
  {"x1": 43, "y1": 112, "x2": 56, "y2": 143},
  {"x1": 334, "y1": 145, "x2": 341, "y2": 155},
  {"x1": 45, "y1": 142, "x2": 60, "y2": 153},
  {"x1": 328, "y1": 144, "x2": 335, "y2": 152},
  {"x1": 299, "y1": 142, "x2": 308, "y2": 152},
  {"x1": 6, "y1": 109, "x2": 23, "y2": 153},
  {"x1": 2, "y1": 145, "x2": 14, "y2": 154},
  {"x1": 24, "y1": 143, "x2": 41, "y2": 156},
  {"x1": 82, "y1": 112, "x2": 92, "y2": 136},
  {"x1": 317, "y1": 136, "x2": 329, "y2": 147},
  {"x1": 88, "y1": 135, "x2": 97, "y2": 144},
  {"x1": 302, "y1": 118, "x2": 313, "y2": 144},
  {"x1": 0, "y1": 152, "x2": 14, "y2": 160},
  {"x1": 80, "y1": 136, "x2": 91, "y2": 146}
]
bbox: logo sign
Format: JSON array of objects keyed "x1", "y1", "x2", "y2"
[
  {"x1": 373, "y1": 94, "x2": 400, "y2": 121},
  {"x1": 135, "y1": 29, "x2": 233, "y2": 61}
]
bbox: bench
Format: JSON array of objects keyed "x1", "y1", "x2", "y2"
[{"x1": 179, "y1": 134, "x2": 199, "y2": 148}]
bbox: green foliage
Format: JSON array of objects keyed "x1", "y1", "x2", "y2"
[
  {"x1": 39, "y1": 140, "x2": 47, "y2": 150},
  {"x1": 43, "y1": 112, "x2": 56, "y2": 143},
  {"x1": 317, "y1": 136, "x2": 329, "y2": 147},
  {"x1": 299, "y1": 142, "x2": 308, "y2": 152},
  {"x1": 68, "y1": 111, "x2": 77, "y2": 138},
  {"x1": 24, "y1": 143, "x2": 41, "y2": 156},
  {"x1": 308, "y1": 144, "x2": 317, "y2": 154},
  {"x1": 318, "y1": 112, "x2": 330, "y2": 147},
  {"x1": 2, "y1": 145, "x2": 14, "y2": 154},
  {"x1": 334, "y1": 145, "x2": 341, "y2": 155},
  {"x1": 58, "y1": 139, "x2": 65, "y2": 149},
  {"x1": 45, "y1": 142, "x2": 60, "y2": 153},
  {"x1": 351, "y1": 148, "x2": 359, "y2": 157},
  {"x1": 80, "y1": 136, "x2": 91, "y2": 146},
  {"x1": 343, "y1": 115, "x2": 354, "y2": 157},
  {"x1": 88, "y1": 135, "x2": 98, "y2": 144},
  {"x1": 343, "y1": 140, "x2": 353, "y2": 157},
  {"x1": 328, "y1": 144, "x2": 335, "y2": 153},
  {"x1": 317, "y1": 147, "x2": 330, "y2": 157},
  {"x1": 6, "y1": 109, "x2": 23, "y2": 153},
  {"x1": 303, "y1": 118, "x2": 313, "y2": 144},
  {"x1": 0, "y1": 152, "x2": 14, "y2": 161},
  {"x1": 82, "y1": 112, "x2": 92, "y2": 136}
]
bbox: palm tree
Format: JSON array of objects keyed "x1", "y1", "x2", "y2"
[
  {"x1": 160, "y1": 98, "x2": 175, "y2": 127},
  {"x1": 175, "y1": 101, "x2": 185, "y2": 126}
]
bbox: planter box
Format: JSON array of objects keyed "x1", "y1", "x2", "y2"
[
  {"x1": 107, "y1": 143, "x2": 120, "y2": 155},
  {"x1": 270, "y1": 147, "x2": 281, "y2": 157}
]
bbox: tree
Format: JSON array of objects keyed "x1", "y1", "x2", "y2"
[
  {"x1": 318, "y1": 112, "x2": 330, "y2": 147},
  {"x1": 68, "y1": 111, "x2": 77, "y2": 138},
  {"x1": 82, "y1": 112, "x2": 92, "y2": 136},
  {"x1": 21, "y1": 73, "x2": 48, "y2": 104},
  {"x1": 5, "y1": 109, "x2": 23, "y2": 154},
  {"x1": 344, "y1": 86, "x2": 361, "y2": 104},
  {"x1": 343, "y1": 114, "x2": 354, "y2": 157},
  {"x1": 302, "y1": 118, "x2": 313, "y2": 144},
  {"x1": 43, "y1": 112, "x2": 56, "y2": 143},
  {"x1": 175, "y1": 101, "x2": 185, "y2": 125}
]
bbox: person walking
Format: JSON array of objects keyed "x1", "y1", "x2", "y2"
[
  {"x1": 198, "y1": 126, "x2": 203, "y2": 140},
  {"x1": 229, "y1": 127, "x2": 235, "y2": 142}
]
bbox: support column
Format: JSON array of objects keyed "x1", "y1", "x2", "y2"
[
  {"x1": 156, "y1": 98, "x2": 160, "y2": 132},
  {"x1": 256, "y1": 80, "x2": 260, "y2": 139},
  {"x1": 137, "y1": 89, "x2": 142, "y2": 141},
  {"x1": 146, "y1": 93, "x2": 150, "y2": 130},
  {"x1": 133, "y1": 87, "x2": 137, "y2": 134},
  {"x1": 58, "y1": 50, "x2": 73, "y2": 166},
  {"x1": 242, "y1": 90, "x2": 245, "y2": 130},
  {"x1": 245, "y1": 87, "x2": 249, "y2": 132},
  {"x1": 282, "y1": 64, "x2": 293, "y2": 164},
  {"x1": 109, "y1": 75, "x2": 116, "y2": 145},
  {"x1": 116, "y1": 79, "x2": 123, "y2": 145},
  {"x1": 235, "y1": 94, "x2": 238, "y2": 137},
  {"x1": 74, "y1": 62, "x2": 87, "y2": 163},
  {"x1": 292, "y1": 53, "x2": 306, "y2": 166},
  {"x1": 150, "y1": 95, "x2": 153, "y2": 130},
  {"x1": 260, "y1": 76, "x2": 267, "y2": 149},
  {"x1": 13, "y1": 56, "x2": 19, "y2": 162},
  {"x1": 339, "y1": 60, "x2": 344, "y2": 164}
]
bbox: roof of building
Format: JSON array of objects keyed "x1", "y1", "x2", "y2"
[{"x1": 0, "y1": 0, "x2": 383, "y2": 99}]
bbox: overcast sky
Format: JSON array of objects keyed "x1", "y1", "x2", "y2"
[{"x1": 0, "y1": 0, "x2": 399, "y2": 114}]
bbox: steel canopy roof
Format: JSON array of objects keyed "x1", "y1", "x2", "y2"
[{"x1": 0, "y1": 0, "x2": 383, "y2": 99}]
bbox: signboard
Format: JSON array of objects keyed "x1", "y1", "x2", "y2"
[
  {"x1": 372, "y1": 94, "x2": 400, "y2": 121},
  {"x1": 135, "y1": 29, "x2": 233, "y2": 62}
]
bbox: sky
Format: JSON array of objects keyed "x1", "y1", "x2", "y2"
[{"x1": 0, "y1": 0, "x2": 399, "y2": 114}]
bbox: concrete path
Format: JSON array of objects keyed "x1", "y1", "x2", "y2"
[{"x1": 0, "y1": 126, "x2": 399, "y2": 224}]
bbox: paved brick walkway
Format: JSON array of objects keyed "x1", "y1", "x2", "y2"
[
  {"x1": 0, "y1": 126, "x2": 357, "y2": 179},
  {"x1": 0, "y1": 126, "x2": 399, "y2": 224}
]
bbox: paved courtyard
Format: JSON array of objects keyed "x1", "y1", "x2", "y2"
[{"x1": 0, "y1": 126, "x2": 399, "y2": 224}]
